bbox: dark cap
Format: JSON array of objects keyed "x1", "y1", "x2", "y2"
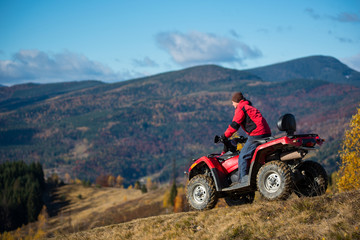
[{"x1": 231, "y1": 92, "x2": 244, "y2": 103}]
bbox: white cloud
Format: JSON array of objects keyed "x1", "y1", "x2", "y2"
[
  {"x1": 132, "y1": 57, "x2": 159, "y2": 68},
  {"x1": 156, "y1": 31, "x2": 262, "y2": 66},
  {"x1": 0, "y1": 49, "x2": 136, "y2": 85},
  {"x1": 342, "y1": 53, "x2": 360, "y2": 72},
  {"x1": 276, "y1": 26, "x2": 293, "y2": 33},
  {"x1": 229, "y1": 29, "x2": 240, "y2": 38},
  {"x1": 305, "y1": 8, "x2": 360, "y2": 23},
  {"x1": 331, "y1": 12, "x2": 360, "y2": 23},
  {"x1": 305, "y1": 8, "x2": 321, "y2": 20}
]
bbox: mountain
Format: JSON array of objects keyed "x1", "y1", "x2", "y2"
[
  {"x1": 0, "y1": 56, "x2": 359, "y2": 184},
  {"x1": 247, "y1": 55, "x2": 360, "y2": 86},
  {"x1": 0, "y1": 80, "x2": 104, "y2": 112}
]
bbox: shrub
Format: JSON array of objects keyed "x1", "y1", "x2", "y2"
[{"x1": 337, "y1": 105, "x2": 360, "y2": 192}]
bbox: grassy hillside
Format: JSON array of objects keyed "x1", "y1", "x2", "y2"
[
  {"x1": 52, "y1": 190, "x2": 360, "y2": 240},
  {"x1": 3, "y1": 184, "x2": 169, "y2": 239}
]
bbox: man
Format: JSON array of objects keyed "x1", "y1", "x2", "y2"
[{"x1": 223, "y1": 92, "x2": 271, "y2": 188}]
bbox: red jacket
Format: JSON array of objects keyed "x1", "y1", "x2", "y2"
[{"x1": 224, "y1": 100, "x2": 271, "y2": 138}]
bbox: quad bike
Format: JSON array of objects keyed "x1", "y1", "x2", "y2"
[{"x1": 186, "y1": 114, "x2": 328, "y2": 210}]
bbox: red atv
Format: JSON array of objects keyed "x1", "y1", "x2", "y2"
[{"x1": 186, "y1": 114, "x2": 328, "y2": 210}]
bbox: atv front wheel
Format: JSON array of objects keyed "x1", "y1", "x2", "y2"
[
  {"x1": 257, "y1": 161, "x2": 293, "y2": 201},
  {"x1": 225, "y1": 191, "x2": 255, "y2": 206},
  {"x1": 186, "y1": 175, "x2": 218, "y2": 210},
  {"x1": 294, "y1": 161, "x2": 328, "y2": 197}
]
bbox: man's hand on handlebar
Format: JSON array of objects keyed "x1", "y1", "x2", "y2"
[
  {"x1": 234, "y1": 136, "x2": 247, "y2": 144},
  {"x1": 214, "y1": 135, "x2": 228, "y2": 143}
]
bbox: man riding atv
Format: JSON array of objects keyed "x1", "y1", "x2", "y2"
[
  {"x1": 223, "y1": 92, "x2": 271, "y2": 190},
  {"x1": 186, "y1": 94, "x2": 328, "y2": 210}
]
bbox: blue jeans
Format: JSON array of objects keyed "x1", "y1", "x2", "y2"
[{"x1": 238, "y1": 134, "x2": 270, "y2": 182}]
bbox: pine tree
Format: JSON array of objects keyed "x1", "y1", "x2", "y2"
[
  {"x1": 170, "y1": 182, "x2": 178, "y2": 206},
  {"x1": 27, "y1": 188, "x2": 37, "y2": 222},
  {"x1": 141, "y1": 184, "x2": 147, "y2": 193},
  {"x1": 163, "y1": 190, "x2": 171, "y2": 208},
  {"x1": 134, "y1": 181, "x2": 141, "y2": 190},
  {"x1": 337, "y1": 105, "x2": 360, "y2": 192},
  {"x1": 0, "y1": 161, "x2": 45, "y2": 232}
]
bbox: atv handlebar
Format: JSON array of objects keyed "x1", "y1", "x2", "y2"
[
  {"x1": 214, "y1": 135, "x2": 247, "y2": 144},
  {"x1": 214, "y1": 135, "x2": 248, "y2": 153}
]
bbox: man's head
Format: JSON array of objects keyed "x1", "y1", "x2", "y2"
[{"x1": 231, "y1": 92, "x2": 244, "y2": 108}]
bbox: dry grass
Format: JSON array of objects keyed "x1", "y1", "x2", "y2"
[
  {"x1": 50, "y1": 190, "x2": 360, "y2": 240},
  {"x1": 44, "y1": 184, "x2": 167, "y2": 237}
]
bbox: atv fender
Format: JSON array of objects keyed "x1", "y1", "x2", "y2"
[
  {"x1": 188, "y1": 156, "x2": 225, "y2": 191},
  {"x1": 247, "y1": 136, "x2": 308, "y2": 179},
  {"x1": 247, "y1": 141, "x2": 284, "y2": 182}
]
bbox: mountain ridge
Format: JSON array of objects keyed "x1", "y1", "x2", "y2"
[
  {"x1": 0, "y1": 55, "x2": 359, "y2": 183},
  {"x1": 246, "y1": 55, "x2": 360, "y2": 86}
]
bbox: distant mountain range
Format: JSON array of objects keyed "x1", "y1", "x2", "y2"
[
  {"x1": 1, "y1": 55, "x2": 359, "y2": 184},
  {"x1": 247, "y1": 55, "x2": 360, "y2": 86}
]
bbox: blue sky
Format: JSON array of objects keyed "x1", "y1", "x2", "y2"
[{"x1": 1, "y1": 0, "x2": 360, "y2": 86}]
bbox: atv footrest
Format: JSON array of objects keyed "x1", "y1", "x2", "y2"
[{"x1": 222, "y1": 181, "x2": 251, "y2": 192}]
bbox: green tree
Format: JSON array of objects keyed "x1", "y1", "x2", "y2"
[
  {"x1": 27, "y1": 188, "x2": 37, "y2": 222},
  {"x1": 170, "y1": 182, "x2": 178, "y2": 206},
  {"x1": 134, "y1": 181, "x2": 141, "y2": 190},
  {"x1": 0, "y1": 161, "x2": 45, "y2": 232}
]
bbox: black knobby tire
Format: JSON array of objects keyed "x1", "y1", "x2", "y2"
[
  {"x1": 257, "y1": 161, "x2": 293, "y2": 201},
  {"x1": 294, "y1": 161, "x2": 328, "y2": 197},
  {"x1": 186, "y1": 175, "x2": 218, "y2": 210},
  {"x1": 225, "y1": 191, "x2": 255, "y2": 206}
]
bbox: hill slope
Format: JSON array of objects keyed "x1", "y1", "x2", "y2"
[
  {"x1": 247, "y1": 55, "x2": 360, "y2": 86},
  {"x1": 0, "y1": 56, "x2": 360, "y2": 183},
  {"x1": 2, "y1": 184, "x2": 170, "y2": 239},
  {"x1": 0, "y1": 80, "x2": 103, "y2": 112},
  {"x1": 45, "y1": 185, "x2": 168, "y2": 236},
  {"x1": 53, "y1": 190, "x2": 360, "y2": 240}
]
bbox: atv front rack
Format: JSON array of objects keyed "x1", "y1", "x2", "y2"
[{"x1": 208, "y1": 151, "x2": 238, "y2": 162}]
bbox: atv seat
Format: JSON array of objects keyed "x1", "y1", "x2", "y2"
[
  {"x1": 277, "y1": 113, "x2": 296, "y2": 135},
  {"x1": 254, "y1": 136, "x2": 275, "y2": 144}
]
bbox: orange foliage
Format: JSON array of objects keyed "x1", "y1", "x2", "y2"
[
  {"x1": 173, "y1": 187, "x2": 185, "y2": 213},
  {"x1": 116, "y1": 175, "x2": 124, "y2": 188},
  {"x1": 337, "y1": 105, "x2": 360, "y2": 192}
]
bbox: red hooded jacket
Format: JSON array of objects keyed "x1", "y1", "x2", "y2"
[{"x1": 224, "y1": 99, "x2": 271, "y2": 138}]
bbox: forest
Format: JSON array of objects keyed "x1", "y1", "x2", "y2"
[{"x1": 0, "y1": 161, "x2": 45, "y2": 232}]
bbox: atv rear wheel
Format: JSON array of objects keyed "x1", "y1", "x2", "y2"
[
  {"x1": 186, "y1": 175, "x2": 218, "y2": 210},
  {"x1": 225, "y1": 191, "x2": 255, "y2": 206},
  {"x1": 294, "y1": 161, "x2": 328, "y2": 197},
  {"x1": 257, "y1": 161, "x2": 293, "y2": 201}
]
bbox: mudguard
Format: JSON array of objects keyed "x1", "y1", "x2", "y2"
[
  {"x1": 247, "y1": 135, "x2": 321, "y2": 178},
  {"x1": 188, "y1": 156, "x2": 227, "y2": 191}
]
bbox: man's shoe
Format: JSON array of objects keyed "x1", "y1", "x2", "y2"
[
  {"x1": 240, "y1": 175, "x2": 249, "y2": 184},
  {"x1": 223, "y1": 182, "x2": 242, "y2": 191},
  {"x1": 223, "y1": 176, "x2": 250, "y2": 191}
]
